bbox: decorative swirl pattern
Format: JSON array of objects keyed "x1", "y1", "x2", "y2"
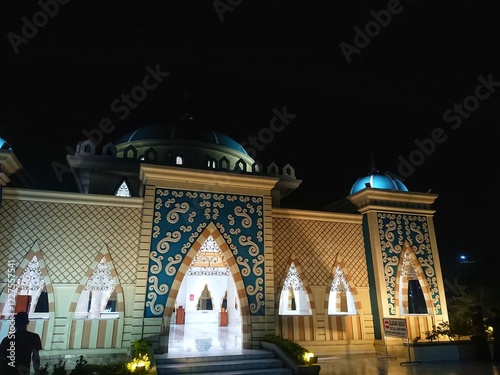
[
  {"x1": 153, "y1": 211, "x2": 162, "y2": 225},
  {"x1": 409, "y1": 221, "x2": 424, "y2": 244},
  {"x1": 146, "y1": 187, "x2": 265, "y2": 317},
  {"x1": 200, "y1": 200, "x2": 211, "y2": 208},
  {"x1": 186, "y1": 191, "x2": 198, "y2": 198},
  {"x1": 250, "y1": 292, "x2": 264, "y2": 314},
  {"x1": 229, "y1": 227, "x2": 241, "y2": 235},
  {"x1": 157, "y1": 231, "x2": 181, "y2": 253},
  {"x1": 239, "y1": 236, "x2": 259, "y2": 256},
  {"x1": 252, "y1": 255, "x2": 264, "y2": 276},
  {"x1": 384, "y1": 256, "x2": 399, "y2": 277},
  {"x1": 148, "y1": 276, "x2": 169, "y2": 295},
  {"x1": 167, "y1": 202, "x2": 190, "y2": 223},
  {"x1": 152, "y1": 225, "x2": 160, "y2": 238},
  {"x1": 200, "y1": 192, "x2": 212, "y2": 200},
  {"x1": 157, "y1": 189, "x2": 169, "y2": 197},
  {"x1": 146, "y1": 292, "x2": 164, "y2": 315},
  {"x1": 246, "y1": 277, "x2": 263, "y2": 296},
  {"x1": 378, "y1": 212, "x2": 442, "y2": 315},
  {"x1": 164, "y1": 198, "x2": 175, "y2": 208},
  {"x1": 180, "y1": 225, "x2": 192, "y2": 233},
  {"x1": 155, "y1": 197, "x2": 163, "y2": 210},
  {"x1": 384, "y1": 220, "x2": 397, "y2": 242},
  {"x1": 149, "y1": 251, "x2": 163, "y2": 274},
  {"x1": 234, "y1": 206, "x2": 252, "y2": 228},
  {"x1": 165, "y1": 254, "x2": 183, "y2": 276},
  {"x1": 236, "y1": 256, "x2": 251, "y2": 276}
]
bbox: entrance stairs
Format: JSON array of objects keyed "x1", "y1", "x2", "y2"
[{"x1": 155, "y1": 349, "x2": 293, "y2": 375}]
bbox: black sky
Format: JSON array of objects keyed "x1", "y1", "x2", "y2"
[{"x1": 1, "y1": 1, "x2": 500, "y2": 282}]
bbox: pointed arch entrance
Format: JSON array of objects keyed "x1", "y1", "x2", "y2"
[{"x1": 163, "y1": 223, "x2": 250, "y2": 350}]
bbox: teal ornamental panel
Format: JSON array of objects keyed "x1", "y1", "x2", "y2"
[
  {"x1": 378, "y1": 213, "x2": 442, "y2": 316},
  {"x1": 145, "y1": 188, "x2": 265, "y2": 317}
]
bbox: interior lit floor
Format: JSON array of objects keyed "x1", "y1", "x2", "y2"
[{"x1": 163, "y1": 323, "x2": 500, "y2": 374}]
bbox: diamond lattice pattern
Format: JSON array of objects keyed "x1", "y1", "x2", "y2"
[
  {"x1": 272, "y1": 218, "x2": 368, "y2": 287},
  {"x1": 0, "y1": 200, "x2": 141, "y2": 284}
]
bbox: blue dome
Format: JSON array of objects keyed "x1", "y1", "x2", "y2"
[
  {"x1": 115, "y1": 115, "x2": 248, "y2": 155},
  {"x1": 350, "y1": 172, "x2": 408, "y2": 194},
  {"x1": 0, "y1": 137, "x2": 11, "y2": 150}
]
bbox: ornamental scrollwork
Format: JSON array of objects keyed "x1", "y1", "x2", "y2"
[
  {"x1": 250, "y1": 292, "x2": 264, "y2": 314},
  {"x1": 236, "y1": 256, "x2": 251, "y2": 276},
  {"x1": 167, "y1": 202, "x2": 190, "y2": 223},
  {"x1": 146, "y1": 292, "x2": 164, "y2": 315},
  {"x1": 171, "y1": 191, "x2": 184, "y2": 198},
  {"x1": 229, "y1": 228, "x2": 241, "y2": 235},
  {"x1": 234, "y1": 206, "x2": 252, "y2": 228},
  {"x1": 147, "y1": 276, "x2": 168, "y2": 295},
  {"x1": 252, "y1": 255, "x2": 264, "y2": 276},
  {"x1": 149, "y1": 251, "x2": 163, "y2": 274},
  {"x1": 157, "y1": 231, "x2": 181, "y2": 253},
  {"x1": 239, "y1": 236, "x2": 259, "y2": 256},
  {"x1": 165, "y1": 254, "x2": 183, "y2": 276}
]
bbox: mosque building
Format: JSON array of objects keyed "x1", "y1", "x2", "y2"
[{"x1": 0, "y1": 112, "x2": 449, "y2": 364}]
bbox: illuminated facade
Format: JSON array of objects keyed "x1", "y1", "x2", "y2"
[{"x1": 0, "y1": 117, "x2": 449, "y2": 363}]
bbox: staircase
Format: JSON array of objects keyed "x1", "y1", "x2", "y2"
[{"x1": 155, "y1": 349, "x2": 293, "y2": 375}]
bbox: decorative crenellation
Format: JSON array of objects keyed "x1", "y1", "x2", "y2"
[{"x1": 75, "y1": 140, "x2": 296, "y2": 177}]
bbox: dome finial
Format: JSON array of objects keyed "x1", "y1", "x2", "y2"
[
  {"x1": 369, "y1": 151, "x2": 379, "y2": 175},
  {"x1": 184, "y1": 89, "x2": 190, "y2": 116}
]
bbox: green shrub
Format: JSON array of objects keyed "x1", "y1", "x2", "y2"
[{"x1": 262, "y1": 334, "x2": 310, "y2": 365}]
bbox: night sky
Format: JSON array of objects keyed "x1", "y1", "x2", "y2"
[{"x1": 1, "y1": 1, "x2": 500, "y2": 284}]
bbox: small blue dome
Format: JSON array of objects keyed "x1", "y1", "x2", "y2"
[
  {"x1": 350, "y1": 171, "x2": 408, "y2": 194},
  {"x1": 0, "y1": 137, "x2": 11, "y2": 150}
]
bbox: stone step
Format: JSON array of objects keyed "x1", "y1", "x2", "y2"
[{"x1": 155, "y1": 351, "x2": 293, "y2": 375}]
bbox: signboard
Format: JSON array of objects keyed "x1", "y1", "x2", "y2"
[{"x1": 382, "y1": 317, "x2": 407, "y2": 338}]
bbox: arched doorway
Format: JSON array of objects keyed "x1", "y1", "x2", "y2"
[{"x1": 166, "y1": 230, "x2": 246, "y2": 353}]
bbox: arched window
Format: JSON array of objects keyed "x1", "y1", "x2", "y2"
[
  {"x1": 278, "y1": 262, "x2": 311, "y2": 315},
  {"x1": 398, "y1": 246, "x2": 430, "y2": 315},
  {"x1": 328, "y1": 265, "x2": 356, "y2": 315},
  {"x1": 197, "y1": 284, "x2": 213, "y2": 310},
  {"x1": 115, "y1": 180, "x2": 131, "y2": 197},
  {"x1": 2, "y1": 256, "x2": 49, "y2": 319},
  {"x1": 75, "y1": 258, "x2": 118, "y2": 319}
]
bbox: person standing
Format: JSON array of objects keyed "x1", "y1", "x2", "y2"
[
  {"x1": 488, "y1": 308, "x2": 500, "y2": 362},
  {"x1": 470, "y1": 305, "x2": 491, "y2": 361},
  {"x1": 0, "y1": 311, "x2": 43, "y2": 374}
]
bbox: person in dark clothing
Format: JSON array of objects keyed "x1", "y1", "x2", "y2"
[
  {"x1": 0, "y1": 311, "x2": 42, "y2": 374},
  {"x1": 470, "y1": 305, "x2": 491, "y2": 361},
  {"x1": 488, "y1": 308, "x2": 500, "y2": 362}
]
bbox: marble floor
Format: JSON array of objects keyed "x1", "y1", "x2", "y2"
[{"x1": 163, "y1": 323, "x2": 500, "y2": 374}]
